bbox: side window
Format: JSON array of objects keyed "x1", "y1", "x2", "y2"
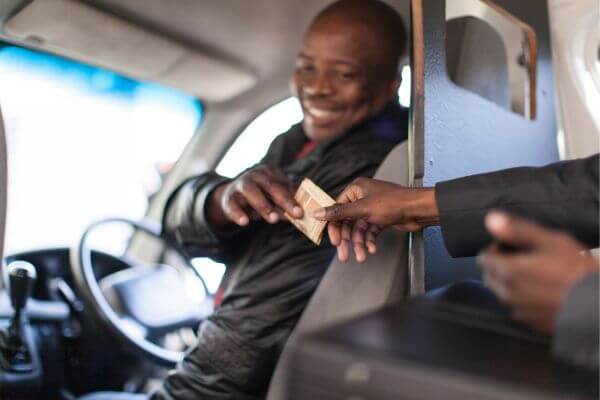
[
  {"x1": 216, "y1": 65, "x2": 411, "y2": 178},
  {"x1": 0, "y1": 45, "x2": 201, "y2": 254},
  {"x1": 216, "y1": 98, "x2": 303, "y2": 178}
]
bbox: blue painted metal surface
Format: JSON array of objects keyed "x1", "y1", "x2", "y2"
[{"x1": 418, "y1": 0, "x2": 559, "y2": 290}]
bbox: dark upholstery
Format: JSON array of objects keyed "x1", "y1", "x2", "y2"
[{"x1": 79, "y1": 392, "x2": 146, "y2": 400}]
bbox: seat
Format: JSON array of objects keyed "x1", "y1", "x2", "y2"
[
  {"x1": 79, "y1": 392, "x2": 146, "y2": 400},
  {"x1": 266, "y1": 141, "x2": 410, "y2": 399},
  {"x1": 0, "y1": 105, "x2": 7, "y2": 283}
]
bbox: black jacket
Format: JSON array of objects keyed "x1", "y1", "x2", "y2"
[
  {"x1": 435, "y1": 154, "x2": 599, "y2": 258},
  {"x1": 152, "y1": 104, "x2": 408, "y2": 399},
  {"x1": 435, "y1": 154, "x2": 599, "y2": 369}
]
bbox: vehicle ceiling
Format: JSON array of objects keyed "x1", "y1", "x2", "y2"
[{"x1": 0, "y1": 0, "x2": 410, "y2": 104}]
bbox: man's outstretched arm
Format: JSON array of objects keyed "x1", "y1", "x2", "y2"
[
  {"x1": 315, "y1": 154, "x2": 599, "y2": 261},
  {"x1": 436, "y1": 153, "x2": 599, "y2": 257}
]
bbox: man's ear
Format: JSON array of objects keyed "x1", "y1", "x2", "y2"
[
  {"x1": 289, "y1": 76, "x2": 299, "y2": 98},
  {"x1": 387, "y1": 73, "x2": 401, "y2": 100}
]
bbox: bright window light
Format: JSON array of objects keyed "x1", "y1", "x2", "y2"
[
  {"x1": 216, "y1": 97, "x2": 303, "y2": 178},
  {"x1": 191, "y1": 257, "x2": 226, "y2": 294},
  {"x1": 398, "y1": 65, "x2": 412, "y2": 107},
  {"x1": 0, "y1": 46, "x2": 202, "y2": 254}
]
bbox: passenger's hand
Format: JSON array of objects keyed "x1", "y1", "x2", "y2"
[
  {"x1": 479, "y1": 211, "x2": 599, "y2": 333},
  {"x1": 207, "y1": 165, "x2": 303, "y2": 230},
  {"x1": 312, "y1": 178, "x2": 439, "y2": 263}
]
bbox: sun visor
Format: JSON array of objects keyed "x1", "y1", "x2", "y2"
[{"x1": 3, "y1": 0, "x2": 257, "y2": 101}]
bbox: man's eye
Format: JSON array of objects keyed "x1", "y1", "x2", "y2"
[
  {"x1": 296, "y1": 65, "x2": 315, "y2": 75},
  {"x1": 337, "y1": 71, "x2": 358, "y2": 80}
]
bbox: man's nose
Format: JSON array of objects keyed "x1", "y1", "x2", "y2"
[{"x1": 303, "y1": 72, "x2": 334, "y2": 96}]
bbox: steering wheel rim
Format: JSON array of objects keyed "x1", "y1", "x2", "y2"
[{"x1": 70, "y1": 217, "x2": 202, "y2": 367}]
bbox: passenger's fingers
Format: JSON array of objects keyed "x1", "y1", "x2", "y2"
[
  {"x1": 223, "y1": 196, "x2": 250, "y2": 226},
  {"x1": 483, "y1": 269, "x2": 511, "y2": 303},
  {"x1": 313, "y1": 201, "x2": 367, "y2": 222},
  {"x1": 341, "y1": 222, "x2": 352, "y2": 242},
  {"x1": 337, "y1": 222, "x2": 352, "y2": 262},
  {"x1": 253, "y1": 173, "x2": 303, "y2": 218},
  {"x1": 366, "y1": 225, "x2": 380, "y2": 254},
  {"x1": 485, "y1": 211, "x2": 553, "y2": 250},
  {"x1": 478, "y1": 250, "x2": 514, "y2": 283},
  {"x1": 267, "y1": 168, "x2": 295, "y2": 189},
  {"x1": 479, "y1": 243, "x2": 540, "y2": 282},
  {"x1": 479, "y1": 249, "x2": 522, "y2": 305},
  {"x1": 352, "y1": 220, "x2": 369, "y2": 263},
  {"x1": 328, "y1": 221, "x2": 342, "y2": 246},
  {"x1": 263, "y1": 168, "x2": 297, "y2": 198},
  {"x1": 237, "y1": 181, "x2": 279, "y2": 223}
]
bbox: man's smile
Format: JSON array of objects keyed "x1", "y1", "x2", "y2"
[{"x1": 302, "y1": 102, "x2": 345, "y2": 125}]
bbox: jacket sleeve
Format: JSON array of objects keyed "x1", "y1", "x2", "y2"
[
  {"x1": 161, "y1": 131, "x2": 294, "y2": 263},
  {"x1": 552, "y1": 272, "x2": 599, "y2": 369},
  {"x1": 435, "y1": 154, "x2": 599, "y2": 257},
  {"x1": 162, "y1": 172, "x2": 238, "y2": 262}
]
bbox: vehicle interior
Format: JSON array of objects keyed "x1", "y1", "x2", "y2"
[{"x1": 0, "y1": 0, "x2": 598, "y2": 399}]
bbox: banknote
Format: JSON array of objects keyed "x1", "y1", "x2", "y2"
[{"x1": 285, "y1": 178, "x2": 335, "y2": 245}]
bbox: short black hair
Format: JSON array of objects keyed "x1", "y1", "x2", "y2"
[{"x1": 312, "y1": 0, "x2": 407, "y2": 79}]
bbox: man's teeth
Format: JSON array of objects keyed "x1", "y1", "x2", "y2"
[{"x1": 308, "y1": 108, "x2": 337, "y2": 118}]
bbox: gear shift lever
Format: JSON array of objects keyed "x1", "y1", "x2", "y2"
[
  {"x1": 0, "y1": 261, "x2": 37, "y2": 372},
  {"x1": 8, "y1": 261, "x2": 37, "y2": 330}
]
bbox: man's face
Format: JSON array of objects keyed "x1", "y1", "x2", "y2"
[{"x1": 292, "y1": 19, "x2": 398, "y2": 142}]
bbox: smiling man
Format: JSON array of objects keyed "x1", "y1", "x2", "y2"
[{"x1": 151, "y1": 1, "x2": 408, "y2": 399}]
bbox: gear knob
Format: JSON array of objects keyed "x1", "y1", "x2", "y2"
[{"x1": 7, "y1": 261, "x2": 37, "y2": 319}]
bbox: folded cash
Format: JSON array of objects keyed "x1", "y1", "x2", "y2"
[{"x1": 285, "y1": 178, "x2": 335, "y2": 245}]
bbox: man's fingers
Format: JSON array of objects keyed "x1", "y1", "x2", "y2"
[
  {"x1": 334, "y1": 182, "x2": 366, "y2": 204},
  {"x1": 236, "y1": 181, "x2": 279, "y2": 223},
  {"x1": 485, "y1": 211, "x2": 552, "y2": 250},
  {"x1": 328, "y1": 221, "x2": 342, "y2": 246},
  {"x1": 479, "y1": 248, "x2": 541, "y2": 307},
  {"x1": 223, "y1": 197, "x2": 250, "y2": 226},
  {"x1": 313, "y1": 201, "x2": 367, "y2": 222},
  {"x1": 483, "y1": 270, "x2": 511, "y2": 303},
  {"x1": 337, "y1": 222, "x2": 352, "y2": 262},
  {"x1": 252, "y1": 173, "x2": 303, "y2": 218},
  {"x1": 479, "y1": 251, "x2": 514, "y2": 282},
  {"x1": 366, "y1": 225, "x2": 380, "y2": 254},
  {"x1": 264, "y1": 166, "x2": 291, "y2": 183},
  {"x1": 352, "y1": 220, "x2": 369, "y2": 263}
]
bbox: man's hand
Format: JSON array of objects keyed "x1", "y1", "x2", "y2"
[
  {"x1": 312, "y1": 177, "x2": 439, "y2": 263},
  {"x1": 207, "y1": 165, "x2": 303, "y2": 231},
  {"x1": 479, "y1": 212, "x2": 599, "y2": 333}
]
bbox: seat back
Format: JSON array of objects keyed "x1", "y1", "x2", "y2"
[
  {"x1": 266, "y1": 141, "x2": 410, "y2": 400},
  {"x1": 0, "y1": 105, "x2": 7, "y2": 288}
]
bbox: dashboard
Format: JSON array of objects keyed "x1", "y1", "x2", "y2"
[{"x1": 1, "y1": 247, "x2": 147, "y2": 399}]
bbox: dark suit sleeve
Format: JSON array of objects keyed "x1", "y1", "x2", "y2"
[{"x1": 435, "y1": 154, "x2": 599, "y2": 257}]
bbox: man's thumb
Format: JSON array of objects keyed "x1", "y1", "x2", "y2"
[
  {"x1": 313, "y1": 202, "x2": 364, "y2": 221},
  {"x1": 485, "y1": 211, "x2": 547, "y2": 249}
]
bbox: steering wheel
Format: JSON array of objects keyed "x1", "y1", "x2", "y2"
[{"x1": 70, "y1": 218, "x2": 212, "y2": 367}]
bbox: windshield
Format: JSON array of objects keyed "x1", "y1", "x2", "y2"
[{"x1": 0, "y1": 46, "x2": 202, "y2": 254}]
